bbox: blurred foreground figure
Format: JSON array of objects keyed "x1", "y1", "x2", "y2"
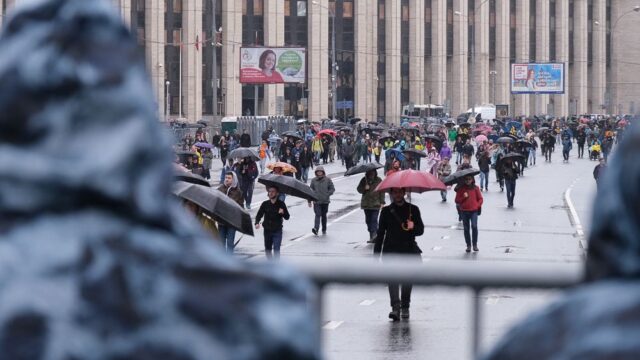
[
  {"x1": 483, "y1": 123, "x2": 640, "y2": 359},
  {"x1": 0, "y1": 1, "x2": 319, "y2": 359}
]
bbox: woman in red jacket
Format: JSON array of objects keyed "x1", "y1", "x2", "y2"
[{"x1": 455, "y1": 176, "x2": 483, "y2": 252}]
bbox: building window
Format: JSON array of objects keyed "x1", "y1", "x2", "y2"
[
  {"x1": 173, "y1": 0, "x2": 182, "y2": 13},
  {"x1": 254, "y1": 0, "x2": 263, "y2": 16},
  {"x1": 343, "y1": 2, "x2": 353, "y2": 19},
  {"x1": 297, "y1": 1, "x2": 307, "y2": 16}
]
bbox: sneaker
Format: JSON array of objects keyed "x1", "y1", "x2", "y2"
[
  {"x1": 466, "y1": 246, "x2": 471, "y2": 253},
  {"x1": 473, "y1": 245, "x2": 479, "y2": 252},
  {"x1": 388, "y1": 307, "x2": 400, "y2": 321},
  {"x1": 400, "y1": 307, "x2": 410, "y2": 319},
  {"x1": 322, "y1": 230, "x2": 327, "y2": 235},
  {"x1": 311, "y1": 228, "x2": 318, "y2": 236}
]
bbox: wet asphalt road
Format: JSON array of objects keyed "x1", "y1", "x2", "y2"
[{"x1": 224, "y1": 149, "x2": 596, "y2": 359}]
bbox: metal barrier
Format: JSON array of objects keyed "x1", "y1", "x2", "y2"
[
  {"x1": 285, "y1": 257, "x2": 583, "y2": 359},
  {"x1": 236, "y1": 116, "x2": 297, "y2": 145}
]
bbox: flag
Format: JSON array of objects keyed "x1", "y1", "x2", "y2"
[{"x1": 195, "y1": 35, "x2": 200, "y2": 51}]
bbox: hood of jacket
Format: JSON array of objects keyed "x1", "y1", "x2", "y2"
[
  {"x1": 0, "y1": 1, "x2": 319, "y2": 359},
  {"x1": 586, "y1": 123, "x2": 640, "y2": 281}
]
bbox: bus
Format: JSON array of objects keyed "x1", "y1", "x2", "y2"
[{"x1": 401, "y1": 104, "x2": 446, "y2": 118}]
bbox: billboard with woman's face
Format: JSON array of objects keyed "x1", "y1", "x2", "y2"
[
  {"x1": 240, "y1": 47, "x2": 306, "y2": 84},
  {"x1": 511, "y1": 63, "x2": 565, "y2": 94}
]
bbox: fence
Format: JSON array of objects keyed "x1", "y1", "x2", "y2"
[
  {"x1": 236, "y1": 116, "x2": 298, "y2": 146},
  {"x1": 286, "y1": 257, "x2": 582, "y2": 359}
]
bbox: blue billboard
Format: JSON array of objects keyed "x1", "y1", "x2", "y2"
[{"x1": 511, "y1": 63, "x2": 565, "y2": 94}]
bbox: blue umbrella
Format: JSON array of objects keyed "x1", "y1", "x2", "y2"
[
  {"x1": 385, "y1": 148, "x2": 406, "y2": 162},
  {"x1": 194, "y1": 142, "x2": 213, "y2": 149}
]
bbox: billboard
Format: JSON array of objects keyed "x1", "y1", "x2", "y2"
[
  {"x1": 240, "y1": 47, "x2": 306, "y2": 84},
  {"x1": 511, "y1": 63, "x2": 564, "y2": 94}
]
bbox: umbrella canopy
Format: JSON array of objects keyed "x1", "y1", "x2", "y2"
[
  {"x1": 194, "y1": 142, "x2": 214, "y2": 149},
  {"x1": 376, "y1": 169, "x2": 446, "y2": 193},
  {"x1": 443, "y1": 168, "x2": 481, "y2": 186},
  {"x1": 174, "y1": 168, "x2": 211, "y2": 187},
  {"x1": 475, "y1": 134, "x2": 488, "y2": 143},
  {"x1": 267, "y1": 162, "x2": 297, "y2": 174},
  {"x1": 515, "y1": 140, "x2": 533, "y2": 148},
  {"x1": 258, "y1": 174, "x2": 318, "y2": 201},
  {"x1": 499, "y1": 152, "x2": 526, "y2": 164},
  {"x1": 537, "y1": 127, "x2": 550, "y2": 133},
  {"x1": 282, "y1": 131, "x2": 303, "y2": 141},
  {"x1": 378, "y1": 134, "x2": 395, "y2": 144},
  {"x1": 385, "y1": 148, "x2": 406, "y2": 162},
  {"x1": 345, "y1": 162, "x2": 384, "y2": 176},
  {"x1": 403, "y1": 148, "x2": 427, "y2": 158},
  {"x1": 228, "y1": 147, "x2": 260, "y2": 161},
  {"x1": 458, "y1": 122, "x2": 472, "y2": 128},
  {"x1": 424, "y1": 135, "x2": 443, "y2": 149},
  {"x1": 445, "y1": 121, "x2": 456, "y2": 127},
  {"x1": 173, "y1": 182, "x2": 253, "y2": 235},
  {"x1": 496, "y1": 137, "x2": 515, "y2": 144},
  {"x1": 318, "y1": 129, "x2": 337, "y2": 137}
]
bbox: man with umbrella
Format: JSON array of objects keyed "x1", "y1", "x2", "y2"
[
  {"x1": 374, "y1": 187, "x2": 425, "y2": 321},
  {"x1": 217, "y1": 171, "x2": 244, "y2": 253},
  {"x1": 499, "y1": 157, "x2": 519, "y2": 208},
  {"x1": 255, "y1": 185, "x2": 290, "y2": 259},
  {"x1": 237, "y1": 156, "x2": 259, "y2": 209},
  {"x1": 357, "y1": 168, "x2": 385, "y2": 243}
]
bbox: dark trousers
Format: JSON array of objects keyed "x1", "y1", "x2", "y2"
[
  {"x1": 563, "y1": 150, "x2": 570, "y2": 161},
  {"x1": 460, "y1": 211, "x2": 479, "y2": 246},
  {"x1": 505, "y1": 179, "x2": 516, "y2": 206},
  {"x1": 388, "y1": 284, "x2": 413, "y2": 309},
  {"x1": 364, "y1": 209, "x2": 380, "y2": 234},
  {"x1": 314, "y1": 203, "x2": 329, "y2": 232},
  {"x1": 241, "y1": 182, "x2": 254, "y2": 208},
  {"x1": 578, "y1": 143, "x2": 585, "y2": 158},
  {"x1": 264, "y1": 229, "x2": 283, "y2": 259}
]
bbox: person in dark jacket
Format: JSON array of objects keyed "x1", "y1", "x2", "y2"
[
  {"x1": 299, "y1": 144, "x2": 314, "y2": 183},
  {"x1": 217, "y1": 171, "x2": 244, "y2": 252},
  {"x1": 576, "y1": 129, "x2": 586, "y2": 158},
  {"x1": 240, "y1": 128, "x2": 251, "y2": 147},
  {"x1": 593, "y1": 157, "x2": 606, "y2": 190},
  {"x1": 374, "y1": 187, "x2": 425, "y2": 321},
  {"x1": 255, "y1": 185, "x2": 290, "y2": 259},
  {"x1": 477, "y1": 151, "x2": 491, "y2": 191},
  {"x1": 561, "y1": 135, "x2": 572, "y2": 163},
  {"x1": 455, "y1": 176, "x2": 483, "y2": 252},
  {"x1": 357, "y1": 169, "x2": 385, "y2": 243},
  {"x1": 499, "y1": 158, "x2": 519, "y2": 208},
  {"x1": 309, "y1": 166, "x2": 335, "y2": 235},
  {"x1": 482, "y1": 122, "x2": 640, "y2": 360},
  {"x1": 342, "y1": 139, "x2": 356, "y2": 170}
]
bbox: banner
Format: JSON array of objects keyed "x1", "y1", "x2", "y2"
[
  {"x1": 511, "y1": 63, "x2": 564, "y2": 94},
  {"x1": 240, "y1": 47, "x2": 306, "y2": 84}
]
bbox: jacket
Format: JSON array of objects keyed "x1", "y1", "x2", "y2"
[
  {"x1": 310, "y1": 174, "x2": 335, "y2": 204},
  {"x1": 374, "y1": 202, "x2": 424, "y2": 255},
  {"x1": 477, "y1": 154, "x2": 491, "y2": 173},
  {"x1": 255, "y1": 199, "x2": 290, "y2": 230},
  {"x1": 455, "y1": 184, "x2": 483, "y2": 212},
  {"x1": 217, "y1": 172, "x2": 244, "y2": 206},
  {"x1": 437, "y1": 162, "x2": 452, "y2": 180},
  {"x1": 357, "y1": 176, "x2": 385, "y2": 209}
]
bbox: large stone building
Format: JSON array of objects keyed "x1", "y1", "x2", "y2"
[{"x1": 2, "y1": 0, "x2": 638, "y2": 124}]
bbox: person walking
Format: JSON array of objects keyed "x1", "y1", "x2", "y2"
[
  {"x1": 299, "y1": 144, "x2": 314, "y2": 183},
  {"x1": 342, "y1": 138, "x2": 355, "y2": 170},
  {"x1": 237, "y1": 157, "x2": 259, "y2": 209},
  {"x1": 258, "y1": 139, "x2": 271, "y2": 174},
  {"x1": 374, "y1": 187, "x2": 424, "y2": 321},
  {"x1": 437, "y1": 157, "x2": 452, "y2": 202},
  {"x1": 500, "y1": 158, "x2": 519, "y2": 208},
  {"x1": 593, "y1": 157, "x2": 606, "y2": 190},
  {"x1": 562, "y1": 135, "x2": 573, "y2": 163},
  {"x1": 240, "y1": 128, "x2": 251, "y2": 148},
  {"x1": 477, "y1": 151, "x2": 491, "y2": 191},
  {"x1": 454, "y1": 176, "x2": 483, "y2": 252},
  {"x1": 217, "y1": 172, "x2": 244, "y2": 253},
  {"x1": 528, "y1": 138, "x2": 538, "y2": 166},
  {"x1": 255, "y1": 185, "x2": 290, "y2": 259},
  {"x1": 357, "y1": 169, "x2": 385, "y2": 243},
  {"x1": 576, "y1": 129, "x2": 586, "y2": 158},
  {"x1": 309, "y1": 166, "x2": 335, "y2": 235}
]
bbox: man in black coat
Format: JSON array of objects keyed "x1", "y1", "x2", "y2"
[
  {"x1": 374, "y1": 187, "x2": 424, "y2": 321},
  {"x1": 240, "y1": 128, "x2": 252, "y2": 147}
]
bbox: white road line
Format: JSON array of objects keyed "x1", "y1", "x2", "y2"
[
  {"x1": 359, "y1": 299, "x2": 376, "y2": 306},
  {"x1": 432, "y1": 246, "x2": 442, "y2": 251},
  {"x1": 486, "y1": 295, "x2": 500, "y2": 305},
  {"x1": 564, "y1": 178, "x2": 587, "y2": 252},
  {"x1": 323, "y1": 321, "x2": 344, "y2": 330}
]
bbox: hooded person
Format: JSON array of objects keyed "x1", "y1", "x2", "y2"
[
  {"x1": 217, "y1": 171, "x2": 244, "y2": 252},
  {"x1": 482, "y1": 123, "x2": 640, "y2": 359},
  {"x1": 309, "y1": 166, "x2": 335, "y2": 235},
  {"x1": 0, "y1": 1, "x2": 319, "y2": 359},
  {"x1": 356, "y1": 169, "x2": 385, "y2": 243}
]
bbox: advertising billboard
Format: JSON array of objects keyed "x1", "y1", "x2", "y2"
[
  {"x1": 511, "y1": 63, "x2": 564, "y2": 94},
  {"x1": 240, "y1": 47, "x2": 306, "y2": 84}
]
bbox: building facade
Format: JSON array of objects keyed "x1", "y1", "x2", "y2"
[{"x1": 2, "y1": 0, "x2": 638, "y2": 124}]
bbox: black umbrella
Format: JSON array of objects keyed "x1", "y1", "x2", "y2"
[
  {"x1": 282, "y1": 131, "x2": 303, "y2": 141},
  {"x1": 228, "y1": 147, "x2": 260, "y2": 161},
  {"x1": 258, "y1": 174, "x2": 318, "y2": 201},
  {"x1": 458, "y1": 122, "x2": 472, "y2": 128},
  {"x1": 174, "y1": 169, "x2": 210, "y2": 187},
  {"x1": 176, "y1": 150, "x2": 196, "y2": 156},
  {"x1": 443, "y1": 168, "x2": 481, "y2": 186},
  {"x1": 173, "y1": 182, "x2": 254, "y2": 236},
  {"x1": 515, "y1": 140, "x2": 533, "y2": 148},
  {"x1": 445, "y1": 121, "x2": 456, "y2": 127},
  {"x1": 344, "y1": 162, "x2": 384, "y2": 176},
  {"x1": 496, "y1": 137, "x2": 515, "y2": 144},
  {"x1": 499, "y1": 152, "x2": 526, "y2": 163},
  {"x1": 424, "y1": 135, "x2": 443, "y2": 150},
  {"x1": 403, "y1": 148, "x2": 427, "y2": 158}
]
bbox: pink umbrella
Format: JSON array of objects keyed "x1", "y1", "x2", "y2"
[{"x1": 475, "y1": 135, "x2": 488, "y2": 144}]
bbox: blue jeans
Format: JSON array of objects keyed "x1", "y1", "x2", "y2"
[
  {"x1": 505, "y1": 179, "x2": 516, "y2": 206},
  {"x1": 479, "y1": 171, "x2": 489, "y2": 190},
  {"x1": 529, "y1": 148, "x2": 536, "y2": 165},
  {"x1": 219, "y1": 225, "x2": 236, "y2": 253},
  {"x1": 364, "y1": 209, "x2": 380, "y2": 234},
  {"x1": 460, "y1": 211, "x2": 479, "y2": 246},
  {"x1": 314, "y1": 203, "x2": 329, "y2": 232},
  {"x1": 264, "y1": 229, "x2": 283, "y2": 259},
  {"x1": 301, "y1": 166, "x2": 310, "y2": 183}
]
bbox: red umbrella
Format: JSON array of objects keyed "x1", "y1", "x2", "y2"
[
  {"x1": 375, "y1": 169, "x2": 446, "y2": 193},
  {"x1": 318, "y1": 129, "x2": 337, "y2": 137}
]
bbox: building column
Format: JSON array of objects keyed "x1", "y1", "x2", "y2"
[
  {"x1": 182, "y1": 0, "x2": 203, "y2": 122},
  {"x1": 572, "y1": 0, "x2": 588, "y2": 115},
  {"x1": 429, "y1": 0, "x2": 447, "y2": 105},
  {"x1": 495, "y1": 0, "x2": 510, "y2": 106},
  {"x1": 385, "y1": 0, "x2": 401, "y2": 125},
  {"x1": 452, "y1": 0, "x2": 468, "y2": 116},
  {"x1": 145, "y1": 0, "x2": 165, "y2": 120},
  {"x1": 355, "y1": 0, "x2": 374, "y2": 120},
  {"x1": 222, "y1": 0, "x2": 242, "y2": 117},
  {"x1": 368, "y1": 2, "x2": 378, "y2": 121},
  {"x1": 535, "y1": 0, "x2": 549, "y2": 115},
  {"x1": 116, "y1": 0, "x2": 132, "y2": 27},
  {"x1": 308, "y1": 0, "x2": 329, "y2": 121},
  {"x1": 554, "y1": 0, "x2": 569, "y2": 117},
  {"x1": 514, "y1": 0, "x2": 530, "y2": 116},
  {"x1": 263, "y1": 0, "x2": 285, "y2": 116},
  {"x1": 409, "y1": 0, "x2": 425, "y2": 105},
  {"x1": 471, "y1": 0, "x2": 489, "y2": 107},
  {"x1": 591, "y1": 0, "x2": 606, "y2": 114}
]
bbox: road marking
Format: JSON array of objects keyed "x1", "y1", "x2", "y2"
[
  {"x1": 432, "y1": 246, "x2": 442, "y2": 251},
  {"x1": 323, "y1": 321, "x2": 344, "y2": 330},
  {"x1": 486, "y1": 295, "x2": 500, "y2": 305},
  {"x1": 359, "y1": 299, "x2": 376, "y2": 306},
  {"x1": 564, "y1": 178, "x2": 587, "y2": 253}
]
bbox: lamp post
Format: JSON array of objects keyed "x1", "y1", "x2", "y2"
[
  {"x1": 165, "y1": 80, "x2": 170, "y2": 122},
  {"x1": 312, "y1": 1, "x2": 337, "y2": 120}
]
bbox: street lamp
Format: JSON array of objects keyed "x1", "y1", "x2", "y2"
[
  {"x1": 312, "y1": 1, "x2": 337, "y2": 121},
  {"x1": 165, "y1": 80, "x2": 170, "y2": 122}
]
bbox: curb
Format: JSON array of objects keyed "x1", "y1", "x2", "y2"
[{"x1": 564, "y1": 177, "x2": 587, "y2": 255}]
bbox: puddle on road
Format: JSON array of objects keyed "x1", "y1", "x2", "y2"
[{"x1": 328, "y1": 203, "x2": 361, "y2": 221}]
